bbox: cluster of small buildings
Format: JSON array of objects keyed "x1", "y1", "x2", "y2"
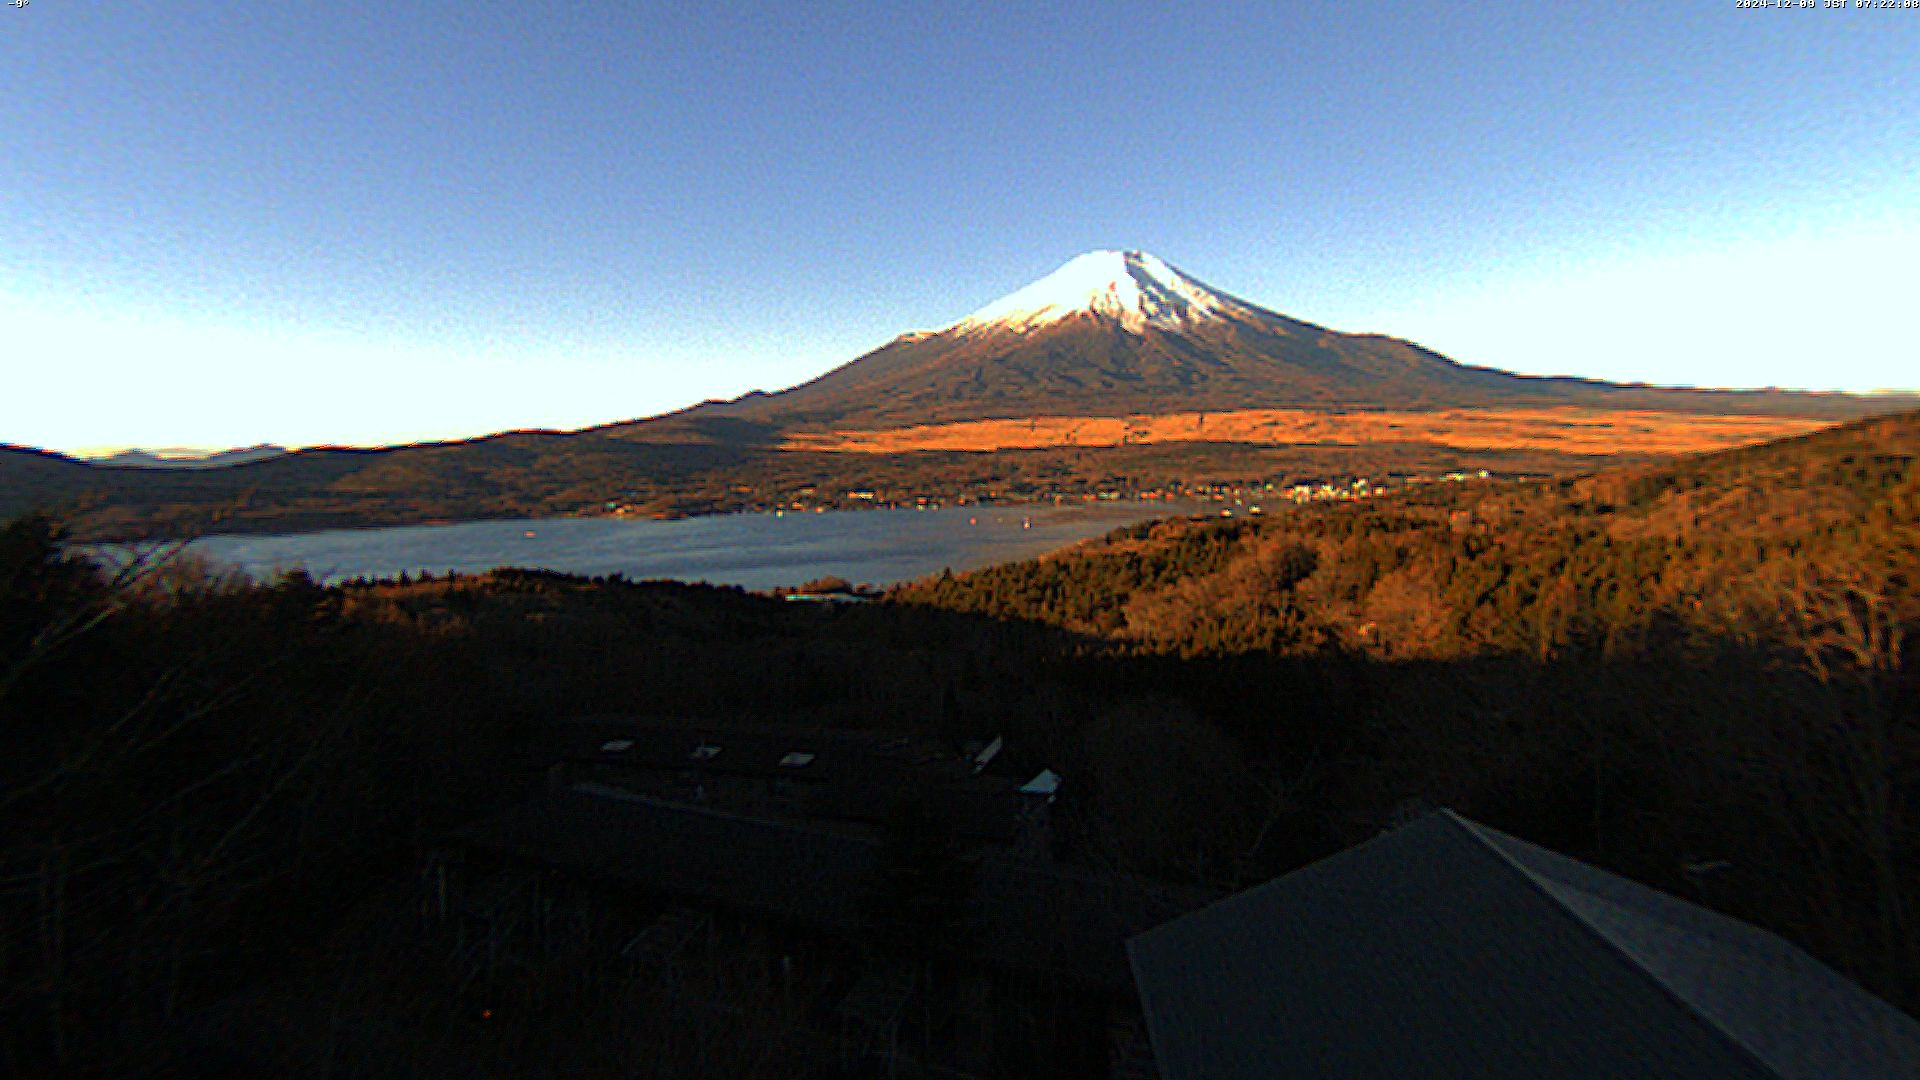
[
  {"x1": 1285, "y1": 477, "x2": 1390, "y2": 503},
  {"x1": 596, "y1": 469, "x2": 1533, "y2": 521},
  {"x1": 429, "y1": 719, "x2": 1201, "y2": 1077},
  {"x1": 419, "y1": 717, "x2": 1920, "y2": 1079}
]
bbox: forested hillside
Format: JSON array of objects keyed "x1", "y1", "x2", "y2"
[
  {"x1": 893, "y1": 408, "x2": 1919, "y2": 1013},
  {"x1": 898, "y1": 408, "x2": 1919, "y2": 661}
]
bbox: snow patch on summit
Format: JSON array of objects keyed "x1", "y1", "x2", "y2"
[{"x1": 954, "y1": 250, "x2": 1258, "y2": 335}]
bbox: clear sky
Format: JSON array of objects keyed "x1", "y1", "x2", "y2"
[{"x1": 5, "y1": 2, "x2": 1917, "y2": 454}]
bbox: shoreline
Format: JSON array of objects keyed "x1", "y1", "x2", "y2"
[{"x1": 73, "y1": 490, "x2": 1230, "y2": 545}]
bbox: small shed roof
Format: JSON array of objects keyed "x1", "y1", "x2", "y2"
[{"x1": 1019, "y1": 768, "x2": 1061, "y2": 797}]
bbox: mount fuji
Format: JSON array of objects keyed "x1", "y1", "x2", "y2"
[{"x1": 700, "y1": 250, "x2": 1877, "y2": 433}]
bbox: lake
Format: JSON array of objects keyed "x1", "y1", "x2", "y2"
[{"x1": 174, "y1": 500, "x2": 1210, "y2": 590}]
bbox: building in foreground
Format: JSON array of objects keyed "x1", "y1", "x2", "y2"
[
  {"x1": 1127, "y1": 810, "x2": 1920, "y2": 1080},
  {"x1": 432, "y1": 717, "x2": 1210, "y2": 1078}
]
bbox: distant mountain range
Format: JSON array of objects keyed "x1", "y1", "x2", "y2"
[
  {"x1": 4, "y1": 251, "x2": 1914, "y2": 539},
  {"x1": 80, "y1": 445, "x2": 290, "y2": 469}
]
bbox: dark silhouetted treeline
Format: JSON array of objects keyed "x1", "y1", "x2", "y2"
[{"x1": 0, "y1": 515, "x2": 1099, "y2": 1075}]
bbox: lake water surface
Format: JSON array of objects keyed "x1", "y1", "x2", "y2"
[{"x1": 182, "y1": 500, "x2": 1207, "y2": 590}]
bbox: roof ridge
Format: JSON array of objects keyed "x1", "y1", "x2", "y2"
[
  {"x1": 564, "y1": 782, "x2": 878, "y2": 839},
  {"x1": 1441, "y1": 810, "x2": 1781, "y2": 1080}
]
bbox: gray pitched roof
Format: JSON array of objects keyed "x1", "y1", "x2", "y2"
[{"x1": 1126, "y1": 811, "x2": 1920, "y2": 1080}]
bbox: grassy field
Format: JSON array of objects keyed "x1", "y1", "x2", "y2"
[{"x1": 783, "y1": 406, "x2": 1838, "y2": 456}]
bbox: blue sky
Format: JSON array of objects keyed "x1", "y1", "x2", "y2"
[{"x1": 4, "y1": 2, "x2": 1917, "y2": 452}]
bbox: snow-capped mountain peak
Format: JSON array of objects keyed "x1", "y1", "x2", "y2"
[{"x1": 954, "y1": 250, "x2": 1260, "y2": 335}]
